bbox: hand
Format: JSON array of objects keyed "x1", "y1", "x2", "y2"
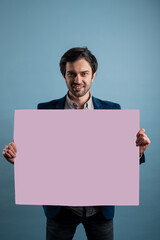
[
  {"x1": 136, "y1": 129, "x2": 151, "y2": 155},
  {"x1": 2, "y1": 141, "x2": 17, "y2": 164}
]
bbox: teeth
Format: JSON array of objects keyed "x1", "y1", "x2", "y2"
[{"x1": 73, "y1": 86, "x2": 83, "y2": 88}]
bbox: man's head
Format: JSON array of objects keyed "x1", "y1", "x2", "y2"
[{"x1": 59, "y1": 47, "x2": 98, "y2": 98}]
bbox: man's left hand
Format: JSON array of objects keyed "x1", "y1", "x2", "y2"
[{"x1": 136, "y1": 128, "x2": 151, "y2": 155}]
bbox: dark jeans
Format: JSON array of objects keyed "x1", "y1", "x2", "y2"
[{"x1": 46, "y1": 207, "x2": 113, "y2": 240}]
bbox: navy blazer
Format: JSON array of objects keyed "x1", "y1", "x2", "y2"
[{"x1": 38, "y1": 95, "x2": 145, "y2": 220}]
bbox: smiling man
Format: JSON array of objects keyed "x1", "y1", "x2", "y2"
[
  {"x1": 61, "y1": 48, "x2": 97, "y2": 110},
  {"x1": 3, "y1": 47, "x2": 150, "y2": 240},
  {"x1": 64, "y1": 58, "x2": 96, "y2": 105}
]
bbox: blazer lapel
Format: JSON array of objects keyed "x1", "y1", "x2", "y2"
[
  {"x1": 55, "y1": 96, "x2": 66, "y2": 109},
  {"x1": 92, "y1": 96, "x2": 104, "y2": 109}
]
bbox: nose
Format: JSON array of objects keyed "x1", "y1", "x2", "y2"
[{"x1": 74, "y1": 74, "x2": 82, "y2": 84}]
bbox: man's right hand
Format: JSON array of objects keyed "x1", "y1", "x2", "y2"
[{"x1": 2, "y1": 142, "x2": 17, "y2": 164}]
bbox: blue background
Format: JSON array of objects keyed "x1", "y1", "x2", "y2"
[{"x1": 0, "y1": 0, "x2": 159, "y2": 239}]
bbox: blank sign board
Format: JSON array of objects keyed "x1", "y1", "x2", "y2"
[{"x1": 14, "y1": 110, "x2": 139, "y2": 206}]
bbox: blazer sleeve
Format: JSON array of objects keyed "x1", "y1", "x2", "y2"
[
  {"x1": 139, "y1": 152, "x2": 145, "y2": 164},
  {"x1": 118, "y1": 103, "x2": 145, "y2": 165}
]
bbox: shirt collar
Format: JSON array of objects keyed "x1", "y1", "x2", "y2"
[{"x1": 65, "y1": 91, "x2": 93, "y2": 109}]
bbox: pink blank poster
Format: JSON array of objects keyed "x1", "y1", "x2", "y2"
[{"x1": 14, "y1": 110, "x2": 139, "y2": 205}]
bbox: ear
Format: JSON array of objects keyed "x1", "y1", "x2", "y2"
[
  {"x1": 64, "y1": 76, "x2": 66, "y2": 81},
  {"x1": 91, "y1": 72, "x2": 96, "y2": 82}
]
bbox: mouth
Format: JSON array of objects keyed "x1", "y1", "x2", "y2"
[{"x1": 72, "y1": 85, "x2": 84, "y2": 91}]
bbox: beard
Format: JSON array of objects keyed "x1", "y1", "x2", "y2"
[{"x1": 69, "y1": 83, "x2": 91, "y2": 98}]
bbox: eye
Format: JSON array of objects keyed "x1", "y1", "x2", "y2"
[
  {"x1": 81, "y1": 72, "x2": 88, "y2": 77},
  {"x1": 67, "y1": 72, "x2": 75, "y2": 77}
]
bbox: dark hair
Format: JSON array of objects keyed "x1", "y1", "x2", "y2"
[{"x1": 59, "y1": 47, "x2": 98, "y2": 77}]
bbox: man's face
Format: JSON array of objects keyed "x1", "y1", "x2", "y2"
[{"x1": 64, "y1": 58, "x2": 96, "y2": 98}]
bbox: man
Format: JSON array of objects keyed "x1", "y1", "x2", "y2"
[{"x1": 3, "y1": 47, "x2": 150, "y2": 240}]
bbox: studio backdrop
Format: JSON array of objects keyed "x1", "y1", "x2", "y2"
[{"x1": 0, "y1": 0, "x2": 159, "y2": 239}]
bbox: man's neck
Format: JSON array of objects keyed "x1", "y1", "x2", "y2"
[{"x1": 68, "y1": 91, "x2": 91, "y2": 109}]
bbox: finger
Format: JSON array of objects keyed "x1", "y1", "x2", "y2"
[
  {"x1": 136, "y1": 133, "x2": 148, "y2": 143},
  {"x1": 7, "y1": 149, "x2": 16, "y2": 158},
  {"x1": 136, "y1": 136, "x2": 144, "y2": 144},
  {"x1": 3, "y1": 147, "x2": 16, "y2": 158},
  {"x1": 136, "y1": 136, "x2": 145, "y2": 145},
  {"x1": 137, "y1": 128, "x2": 145, "y2": 137},
  {"x1": 8, "y1": 144, "x2": 16, "y2": 155},
  {"x1": 2, "y1": 149, "x2": 7, "y2": 157},
  {"x1": 136, "y1": 137, "x2": 150, "y2": 146},
  {"x1": 2, "y1": 149, "x2": 15, "y2": 163},
  {"x1": 136, "y1": 136, "x2": 147, "y2": 145},
  {"x1": 10, "y1": 142, "x2": 17, "y2": 152},
  {"x1": 138, "y1": 133, "x2": 147, "y2": 137},
  {"x1": 137, "y1": 135, "x2": 150, "y2": 142},
  {"x1": 3, "y1": 151, "x2": 13, "y2": 159}
]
